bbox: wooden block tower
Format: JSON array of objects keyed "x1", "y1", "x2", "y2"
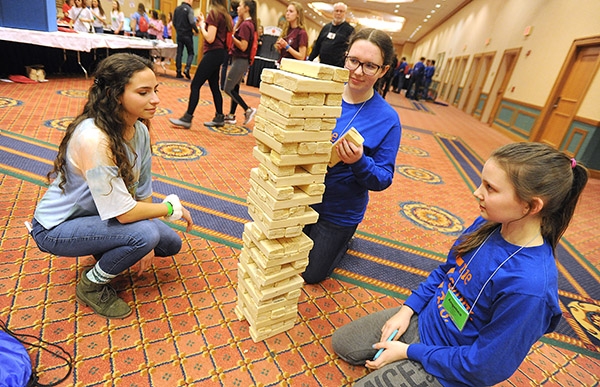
[{"x1": 235, "y1": 59, "x2": 349, "y2": 342}]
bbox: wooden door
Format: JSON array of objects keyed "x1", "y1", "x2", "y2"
[
  {"x1": 533, "y1": 43, "x2": 600, "y2": 148},
  {"x1": 484, "y1": 48, "x2": 520, "y2": 125},
  {"x1": 439, "y1": 57, "x2": 453, "y2": 99},
  {"x1": 460, "y1": 55, "x2": 481, "y2": 111},
  {"x1": 449, "y1": 56, "x2": 468, "y2": 106},
  {"x1": 463, "y1": 53, "x2": 494, "y2": 116}
]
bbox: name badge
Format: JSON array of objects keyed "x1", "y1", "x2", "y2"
[
  {"x1": 327, "y1": 32, "x2": 336, "y2": 40},
  {"x1": 442, "y1": 290, "x2": 469, "y2": 331}
]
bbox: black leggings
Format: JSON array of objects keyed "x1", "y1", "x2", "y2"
[{"x1": 186, "y1": 48, "x2": 226, "y2": 116}]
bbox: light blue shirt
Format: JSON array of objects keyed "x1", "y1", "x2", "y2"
[{"x1": 34, "y1": 118, "x2": 152, "y2": 229}]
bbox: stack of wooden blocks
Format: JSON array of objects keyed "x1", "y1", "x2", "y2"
[{"x1": 235, "y1": 59, "x2": 349, "y2": 342}]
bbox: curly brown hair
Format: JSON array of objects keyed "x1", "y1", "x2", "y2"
[{"x1": 48, "y1": 53, "x2": 154, "y2": 195}]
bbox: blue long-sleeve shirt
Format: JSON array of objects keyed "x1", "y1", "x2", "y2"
[
  {"x1": 405, "y1": 217, "x2": 562, "y2": 386},
  {"x1": 313, "y1": 91, "x2": 401, "y2": 226}
]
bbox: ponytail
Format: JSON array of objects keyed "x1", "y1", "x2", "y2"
[{"x1": 453, "y1": 143, "x2": 589, "y2": 256}]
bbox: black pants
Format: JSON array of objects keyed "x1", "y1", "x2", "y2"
[
  {"x1": 186, "y1": 49, "x2": 227, "y2": 116},
  {"x1": 176, "y1": 34, "x2": 195, "y2": 74}
]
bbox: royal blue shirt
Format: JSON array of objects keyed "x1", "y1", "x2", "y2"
[
  {"x1": 312, "y1": 91, "x2": 401, "y2": 226},
  {"x1": 405, "y1": 217, "x2": 562, "y2": 386}
]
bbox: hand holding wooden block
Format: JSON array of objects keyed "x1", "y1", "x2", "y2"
[{"x1": 328, "y1": 127, "x2": 365, "y2": 167}]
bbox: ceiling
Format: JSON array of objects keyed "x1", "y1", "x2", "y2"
[{"x1": 288, "y1": 0, "x2": 471, "y2": 45}]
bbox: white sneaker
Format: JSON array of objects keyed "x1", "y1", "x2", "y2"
[
  {"x1": 224, "y1": 114, "x2": 236, "y2": 124},
  {"x1": 243, "y1": 107, "x2": 257, "y2": 125}
]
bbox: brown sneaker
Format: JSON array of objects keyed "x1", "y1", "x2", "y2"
[{"x1": 76, "y1": 269, "x2": 132, "y2": 319}]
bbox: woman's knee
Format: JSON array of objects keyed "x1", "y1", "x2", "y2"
[{"x1": 129, "y1": 220, "x2": 162, "y2": 250}]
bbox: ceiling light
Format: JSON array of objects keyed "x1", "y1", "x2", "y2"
[
  {"x1": 365, "y1": 0, "x2": 413, "y2": 3},
  {"x1": 355, "y1": 16, "x2": 405, "y2": 32}
]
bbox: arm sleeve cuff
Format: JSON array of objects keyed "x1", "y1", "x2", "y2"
[{"x1": 406, "y1": 343, "x2": 427, "y2": 362}]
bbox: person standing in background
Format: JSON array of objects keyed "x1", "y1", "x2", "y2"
[
  {"x1": 223, "y1": 0, "x2": 257, "y2": 126},
  {"x1": 61, "y1": 0, "x2": 74, "y2": 24},
  {"x1": 161, "y1": 12, "x2": 172, "y2": 39},
  {"x1": 276, "y1": 2, "x2": 308, "y2": 62},
  {"x1": 69, "y1": 0, "x2": 94, "y2": 33},
  {"x1": 393, "y1": 56, "x2": 407, "y2": 93},
  {"x1": 130, "y1": 3, "x2": 150, "y2": 39},
  {"x1": 148, "y1": 9, "x2": 164, "y2": 40},
  {"x1": 106, "y1": 0, "x2": 124, "y2": 35},
  {"x1": 90, "y1": 0, "x2": 107, "y2": 33},
  {"x1": 423, "y1": 59, "x2": 436, "y2": 100},
  {"x1": 220, "y1": 0, "x2": 240, "y2": 90},
  {"x1": 406, "y1": 56, "x2": 425, "y2": 100},
  {"x1": 169, "y1": 0, "x2": 233, "y2": 129},
  {"x1": 308, "y1": 2, "x2": 354, "y2": 67},
  {"x1": 173, "y1": 0, "x2": 199, "y2": 79}
]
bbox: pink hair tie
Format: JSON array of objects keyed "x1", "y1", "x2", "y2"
[{"x1": 570, "y1": 158, "x2": 577, "y2": 169}]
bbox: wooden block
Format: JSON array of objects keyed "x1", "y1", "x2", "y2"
[
  {"x1": 250, "y1": 214, "x2": 304, "y2": 239},
  {"x1": 260, "y1": 68, "x2": 276, "y2": 83},
  {"x1": 259, "y1": 82, "x2": 325, "y2": 106},
  {"x1": 329, "y1": 127, "x2": 365, "y2": 167},
  {"x1": 250, "y1": 205, "x2": 318, "y2": 230},
  {"x1": 250, "y1": 168, "x2": 294, "y2": 200},
  {"x1": 245, "y1": 221, "x2": 267, "y2": 242},
  {"x1": 244, "y1": 223, "x2": 314, "y2": 260},
  {"x1": 255, "y1": 138, "x2": 271, "y2": 153},
  {"x1": 248, "y1": 319, "x2": 296, "y2": 342},
  {"x1": 272, "y1": 70, "x2": 345, "y2": 94},
  {"x1": 297, "y1": 183, "x2": 325, "y2": 195},
  {"x1": 238, "y1": 264, "x2": 304, "y2": 302},
  {"x1": 256, "y1": 105, "x2": 305, "y2": 131},
  {"x1": 270, "y1": 149, "x2": 331, "y2": 167},
  {"x1": 252, "y1": 146, "x2": 296, "y2": 176},
  {"x1": 300, "y1": 163, "x2": 329, "y2": 175},
  {"x1": 236, "y1": 284, "x2": 300, "y2": 322},
  {"x1": 258, "y1": 164, "x2": 325, "y2": 188},
  {"x1": 255, "y1": 116, "x2": 332, "y2": 143},
  {"x1": 325, "y1": 93, "x2": 343, "y2": 106},
  {"x1": 248, "y1": 190, "x2": 308, "y2": 220},
  {"x1": 263, "y1": 95, "x2": 342, "y2": 119},
  {"x1": 250, "y1": 180, "x2": 322, "y2": 210},
  {"x1": 241, "y1": 251, "x2": 306, "y2": 287},
  {"x1": 280, "y1": 58, "x2": 349, "y2": 83}
]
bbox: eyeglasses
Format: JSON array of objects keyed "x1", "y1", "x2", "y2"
[{"x1": 345, "y1": 56, "x2": 383, "y2": 76}]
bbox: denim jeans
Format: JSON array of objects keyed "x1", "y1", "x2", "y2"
[
  {"x1": 302, "y1": 219, "x2": 357, "y2": 284},
  {"x1": 31, "y1": 216, "x2": 182, "y2": 275}
]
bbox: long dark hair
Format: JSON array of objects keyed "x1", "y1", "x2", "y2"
[
  {"x1": 244, "y1": 0, "x2": 257, "y2": 31},
  {"x1": 209, "y1": 0, "x2": 233, "y2": 32},
  {"x1": 48, "y1": 53, "x2": 155, "y2": 194},
  {"x1": 454, "y1": 142, "x2": 589, "y2": 255}
]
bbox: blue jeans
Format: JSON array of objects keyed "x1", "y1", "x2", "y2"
[
  {"x1": 31, "y1": 216, "x2": 182, "y2": 275},
  {"x1": 302, "y1": 219, "x2": 358, "y2": 284}
]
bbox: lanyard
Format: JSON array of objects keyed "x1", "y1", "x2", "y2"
[
  {"x1": 447, "y1": 228, "x2": 538, "y2": 321},
  {"x1": 334, "y1": 98, "x2": 367, "y2": 143}
]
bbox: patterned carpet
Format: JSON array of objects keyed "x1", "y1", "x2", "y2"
[{"x1": 0, "y1": 68, "x2": 598, "y2": 386}]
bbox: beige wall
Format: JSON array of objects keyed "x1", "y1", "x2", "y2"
[{"x1": 411, "y1": 0, "x2": 600, "y2": 121}]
